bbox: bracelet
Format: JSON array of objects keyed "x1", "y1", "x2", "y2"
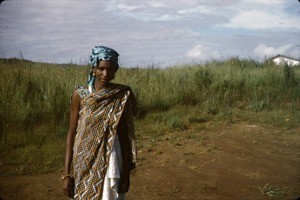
[{"x1": 61, "y1": 174, "x2": 72, "y2": 180}]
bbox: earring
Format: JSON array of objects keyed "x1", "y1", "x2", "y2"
[{"x1": 92, "y1": 71, "x2": 96, "y2": 77}]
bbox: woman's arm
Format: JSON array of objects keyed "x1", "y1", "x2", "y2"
[
  {"x1": 118, "y1": 98, "x2": 136, "y2": 193},
  {"x1": 117, "y1": 115, "x2": 131, "y2": 193},
  {"x1": 62, "y1": 90, "x2": 81, "y2": 198}
]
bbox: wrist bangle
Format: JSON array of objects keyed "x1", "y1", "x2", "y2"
[{"x1": 61, "y1": 174, "x2": 72, "y2": 180}]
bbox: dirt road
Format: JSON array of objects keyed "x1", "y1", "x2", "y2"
[{"x1": 1, "y1": 121, "x2": 299, "y2": 200}]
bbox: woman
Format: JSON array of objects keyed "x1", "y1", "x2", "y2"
[{"x1": 62, "y1": 46, "x2": 137, "y2": 199}]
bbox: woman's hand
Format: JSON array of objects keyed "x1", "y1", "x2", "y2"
[
  {"x1": 118, "y1": 172, "x2": 130, "y2": 193},
  {"x1": 62, "y1": 177, "x2": 74, "y2": 198}
]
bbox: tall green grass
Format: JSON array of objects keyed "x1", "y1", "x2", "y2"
[
  {"x1": 0, "y1": 57, "x2": 299, "y2": 174},
  {"x1": 116, "y1": 58, "x2": 299, "y2": 113},
  {"x1": 0, "y1": 59, "x2": 88, "y2": 147}
]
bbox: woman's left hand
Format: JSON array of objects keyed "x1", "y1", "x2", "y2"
[{"x1": 118, "y1": 172, "x2": 130, "y2": 193}]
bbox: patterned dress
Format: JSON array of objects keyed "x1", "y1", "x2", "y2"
[{"x1": 72, "y1": 83, "x2": 137, "y2": 200}]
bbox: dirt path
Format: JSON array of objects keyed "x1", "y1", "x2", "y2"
[{"x1": 0, "y1": 121, "x2": 299, "y2": 200}]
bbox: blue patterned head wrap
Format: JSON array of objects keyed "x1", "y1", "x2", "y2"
[
  {"x1": 89, "y1": 46, "x2": 119, "y2": 68},
  {"x1": 88, "y1": 46, "x2": 119, "y2": 88}
]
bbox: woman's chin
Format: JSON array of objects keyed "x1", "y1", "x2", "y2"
[{"x1": 100, "y1": 80, "x2": 111, "y2": 85}]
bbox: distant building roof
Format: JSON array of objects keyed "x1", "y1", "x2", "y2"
[{"x1": 271, "y1": 54, "x2": 300, "y2": 66}]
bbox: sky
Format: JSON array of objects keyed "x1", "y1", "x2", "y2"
[{"x1": 0, "y1": 0, "x2": 299, "y2": 68}]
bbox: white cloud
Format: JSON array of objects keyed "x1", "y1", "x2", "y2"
[
  {"x1": 185, "y1": 44, "x2": 203, "y2": 58},
  {"x1": 242, "y1": 0, "x2": 285, "y2": 6},
  {"x1": 224, "y1": 10, "x2": 300, "y2": 30},
  {"x1": 116, "y1": 3, "x2": 139, "y2": 11},
  {"x1": 105, "y1": 0, "x2": 232, "y2": 22},
  {"x1": 222, "y1": 0, "x2": 300, "y2": 31},
  {"x1": 185, "y1": 44, "x2": 222, "y2": 61},
  {"x1": 148, "y1": 1, "x2": 168, "y2": 8},
  {"x1": 254, "y1": 43, "x2": 295, "y2": 58},
  {"x1": 177, "y1": 5, "x2": 212, "y2": 15}
]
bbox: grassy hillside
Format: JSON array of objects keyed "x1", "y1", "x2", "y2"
[{"x1": 0, "y1": 58, "x2": 299, "y2": 174}]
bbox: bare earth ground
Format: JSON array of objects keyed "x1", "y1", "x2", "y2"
[{"x1": 0, "y1": 121, "x2": 299, "y2": 200}]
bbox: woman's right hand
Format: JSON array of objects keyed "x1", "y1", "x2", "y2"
[{"x1": 62, "y1": 177, "x2": 74, "y2": 198}]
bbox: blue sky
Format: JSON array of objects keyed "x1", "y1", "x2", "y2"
[{"x1": 0, "y1": 0, "x2": 299, "y2": 67}]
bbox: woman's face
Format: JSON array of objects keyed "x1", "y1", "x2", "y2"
[{"x1": 94, "y1": 60, "x2": 117, "y2": 86}]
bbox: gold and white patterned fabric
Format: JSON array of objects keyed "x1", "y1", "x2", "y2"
[{"x1": 72, "y1": 83, "x2": 137, "y2": 200}]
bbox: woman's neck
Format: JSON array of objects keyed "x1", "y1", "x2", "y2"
[{"x1": 93, "y1": 80, "x2": 111, "y2": 91}]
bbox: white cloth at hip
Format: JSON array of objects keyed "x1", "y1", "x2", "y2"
[{"x1": 102, "y1": 134, "x2": 125, "y2": 200}]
